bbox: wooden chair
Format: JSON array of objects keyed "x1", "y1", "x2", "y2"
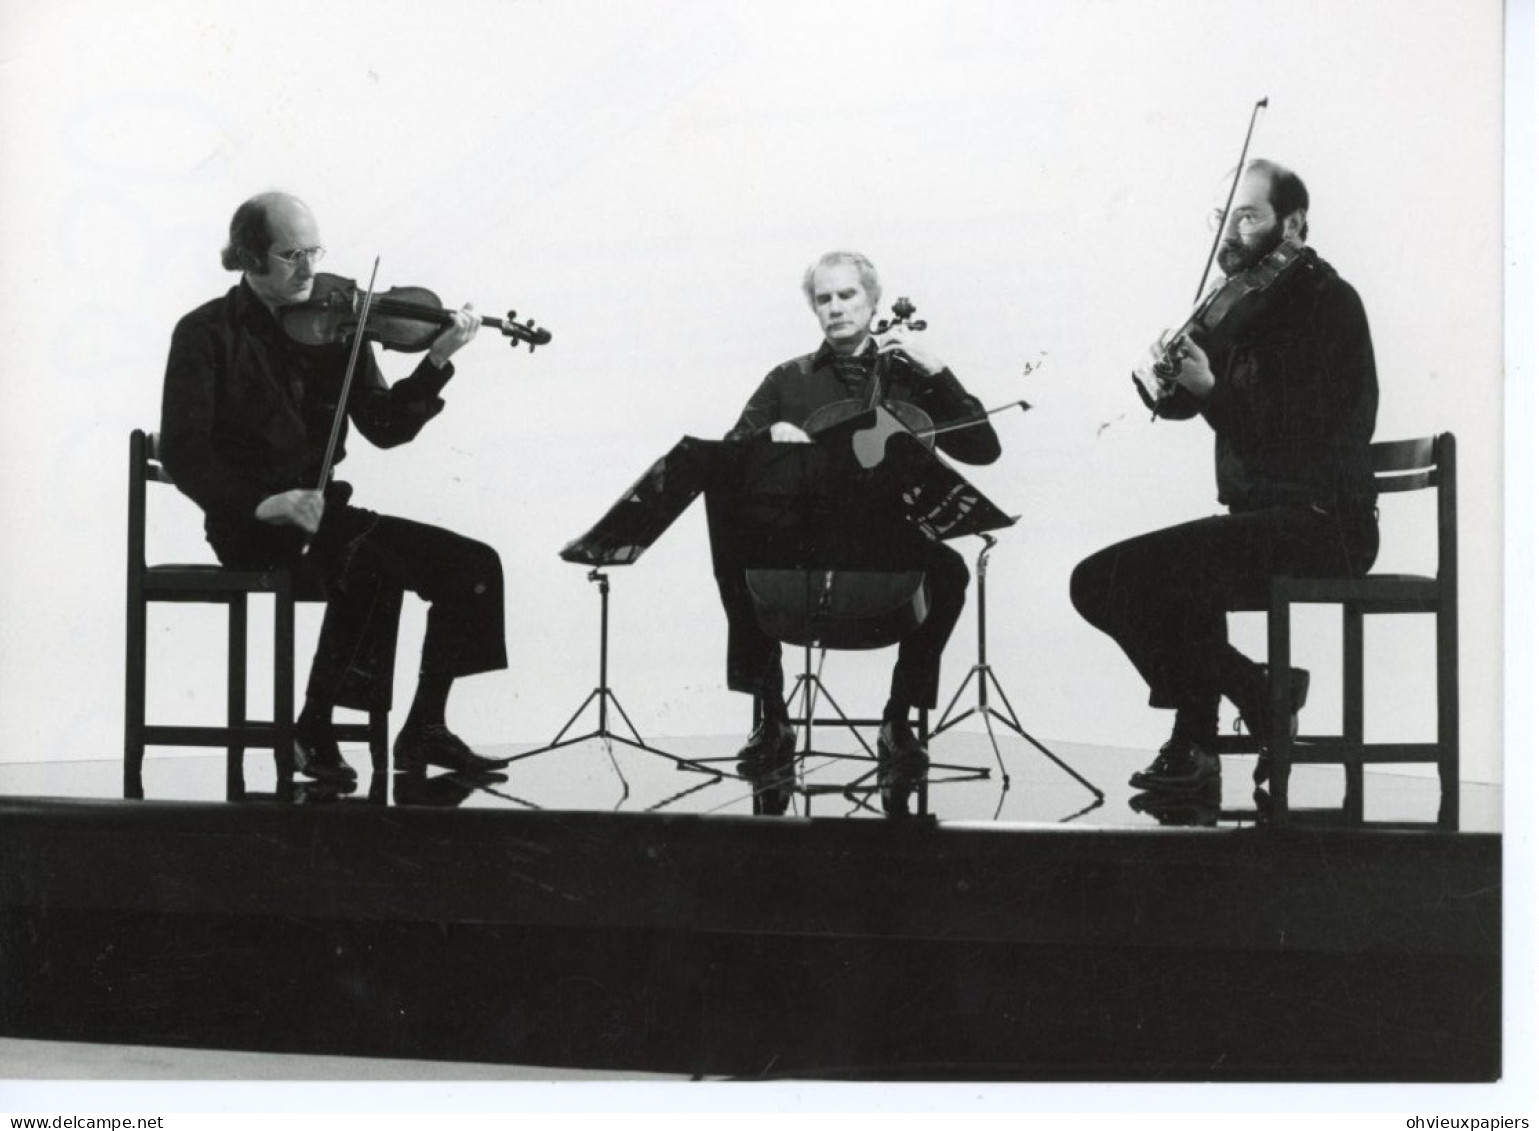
[
  {"x1": 1212, "y1": 434, "x2": 1459, "y2": 828},
  {"x1": 124, "y1": 429, "x2": 388, "y2": 800}
]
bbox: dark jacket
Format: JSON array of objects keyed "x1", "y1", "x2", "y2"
[
  {"x1": 159, "y1": 280, "x2": 453, "y2": 543},
  {"x1": 1154, "y1": 248, "x2": 1378, "y2": 514},
  {"x1": 727, "y1": 340, "x2": 1001, "y2": 465}
]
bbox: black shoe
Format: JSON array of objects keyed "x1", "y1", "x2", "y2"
[
  {"x1": 735, "y1": 716, "x2": 796, "y2": 777},
  {"x1": 394, "y1": 723, "x2": 513, "y2": 776},
  {"x1": 1234, "y1": 665, "x2": 1311, "y2": 784},
  {"x1": 877, "y1": 719, "x2": 930, "y2": 776},
  {"x1": 293, "y1": 719, "x2": 358, "y2": 785},
  {"x1": 1128, "y1": 738, "x2": 1219, "y2": 792},
  {"x1": 876, "y1": 720, "x2": 929, "y2": 817}
]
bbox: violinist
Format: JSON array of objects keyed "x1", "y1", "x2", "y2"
[
  {"x1": 1070, "y1": 160, "x2": 1379, "y2": 794},
  {"x1": 159, "y1": 191, "x2": 513, "y2": 785},
  {"x1": 719, "y1": 250, "x2": 1001, "y2": 782}
]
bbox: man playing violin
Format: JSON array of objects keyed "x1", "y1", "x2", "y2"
[
  {"x1": 1071, "y1": 160, "x2": 1379, "y2": 794},
  {"x1": 159, "y1": 191, "x2": 512, "y2": 785},
  {"x1": 719, "y1": 250, "x2": 1001, "y2": 785}
]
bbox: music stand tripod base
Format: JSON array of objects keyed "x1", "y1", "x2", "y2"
[
  {"x1": 507, "y1": 568, "x2": 718, "y2": 778},
  {"x1": 931, "y1": 534, "x2": 1103, "y2": 810}
]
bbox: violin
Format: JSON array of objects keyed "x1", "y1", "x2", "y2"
[
  {"x1": 1141, "y1": 97, "x2": 1299, "y2": 410},
  {"x1": 295, "y1": 260, "x2": 548, "y2": 556},
  {"x1": 280, "y1": 272, "x2": 552, "y2": 353},
  {"x1": 1149, "y1": 238, "x2": 1304, "y2": 385}
]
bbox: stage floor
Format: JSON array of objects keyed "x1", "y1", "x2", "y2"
[
  {"x1": 0, "y1": 730, "x2": 1499, "y2": 831},
  {"x1": 0, "y1": 732, "x2": 1503, "y2": 1082}
]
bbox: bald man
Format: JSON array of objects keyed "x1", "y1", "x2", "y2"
[{"x1": 160, "y1": 192, "x2": 511, "y2": 786}]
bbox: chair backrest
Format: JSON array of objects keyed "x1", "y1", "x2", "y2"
[
  {"x1": 128, "y1": 429, "x2": 187, "y2": 572},
  {"x1": 1369, "y1": 432, "x2": 1456, "y2": 584}
]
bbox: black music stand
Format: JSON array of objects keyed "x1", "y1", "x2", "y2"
[
  {"x1": 702, "y1": 410, "x2": 1018, "y2": 814},
  {"x1": 931, "y1": 533, "x2": 1103, "y2": 817},
  {"x1": 508, "y1": 438, "x2": 718, "y2": 780}
]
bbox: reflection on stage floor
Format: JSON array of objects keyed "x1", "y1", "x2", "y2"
[{"x1": 0, "y1": 730, "x2": 1498, "y2": 832}]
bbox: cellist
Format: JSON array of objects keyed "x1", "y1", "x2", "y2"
[
  {"x1": 717, "y1": 250, "x2": 1001, "y2": 783},
  {"x1": 159, "y1": 192, "x2": 514, "y2": 784}
]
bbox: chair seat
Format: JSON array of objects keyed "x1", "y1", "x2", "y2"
[
  {"x1": 144, "y1": 564, "x2": 285, "y2": 595},
  {"x1": 1228, "y1": 572, "x2": 1438, "y2": 611},
  {"x1": 144, "y1": 562, "x2": 329, "y2": 601}
]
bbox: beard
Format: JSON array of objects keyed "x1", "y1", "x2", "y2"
[{"x1": 1216, "y1": 220, "x2": 1286, "y2": 276}]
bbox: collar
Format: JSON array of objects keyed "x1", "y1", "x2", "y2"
[
  {"x1": 813, "y1": 337, "x2": 877, "y2": 368},
  {"x1": 234, "y1": 277, "x2": 287, "y2": 338}
]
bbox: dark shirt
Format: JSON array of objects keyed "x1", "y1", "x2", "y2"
[
  {"x1": 726, "y1": 340, "x2": 1001, "y2": 465},
  {"x1": 1154, "y1": 247, "x2": 1378, "y2": 513},
  {"x1": 159, "y1": 280, "x2": 453, "y2": 542}
]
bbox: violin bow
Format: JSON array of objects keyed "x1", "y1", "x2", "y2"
[
  {"x1": 316, "y1": 256, "x2": 381, "y2": 490},
  {"x1": 1146, "y1": 97, "x2": 1268, "y2": 423},
  {"x1": 302, "y1": 257, "x2": 380, "y2": 556},
  {"x1": 1193, "y1": 97, "x2": 1268, "y2": 305},
  {"x1": 918, "y1": 399, "x2": 1032, "y2": 440}
]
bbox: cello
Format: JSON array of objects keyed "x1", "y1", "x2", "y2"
[{"x1": 743, "y1": 298, "x2": 939, "y2": 651}]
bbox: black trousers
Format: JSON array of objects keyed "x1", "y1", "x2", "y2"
[
  {"x1": 716, "y1": 540, "x2": 971, "y2": 712},
  {"x1": 209, "y1": 502, "x2": 507, "y2": 712},
  {"x1": 1069, "y1": 504, "x2": 1378, "y2": 714}
]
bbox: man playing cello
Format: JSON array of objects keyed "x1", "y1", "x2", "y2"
[{"x1": 717, "y1": 250, "x2": 1002, "y2": 788}]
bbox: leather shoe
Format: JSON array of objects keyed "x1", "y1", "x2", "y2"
[
  {"x1": 735, "y1": 716, "x2": 796, "y2": 777},
  {"x1": 293, "y1": 719, "x2": 358, "y2": 785},
  {"x1": 394, "y1": 723, "x2": 513, "y2": 776},
  {"x1": 1128, "y1": 738, "x2": 1219, "y2": 792},
  {"x1": 877, "y1": 719, "x2": 930, "y2": 776}
]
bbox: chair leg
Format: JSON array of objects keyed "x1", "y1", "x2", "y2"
[
  {"x1": 1437, "y1": 602, "x2": 1460, "y2": 831},
  {"x1": 226, "y1": 596, "x2": 248, "y2": 800},
  {"x1": 370, "y1": 707, "x2": 390, "y2": 777},
  {"x1": 124, "y1": 593, "x2": 147, "y2": 801},
  {"x1": 1266, "y1": 593, "x2": 1294, "y2": 824},
  {"x1": 274, "y1": 588, "x2": 296, "y2": 787},
  {"x1": 1343, "y1": 606, "x2": 1366, "y2": 822}
]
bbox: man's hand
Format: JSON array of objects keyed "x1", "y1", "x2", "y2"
[
  {"x1": 427, "y1": 303, "x2": 480, "y2": 368},
  {"x1": 769, "y1": 422, "x2": 813, "y2": 443},
  {"x1": 1166, "y1": 334, "x2": 1216, "y2": 399},
  {"x1": 255, "y1": 488, "x2": 325, "y2": 533},
  {"x1": 1134, "y1": 332, "x2": 1215, "y2": 402},
  {"x1": 875, "y1": 326, "x2": 945, "y2": 379}
]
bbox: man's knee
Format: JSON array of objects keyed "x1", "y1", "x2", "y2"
[
  {"x1": 1070, "y1": 549, "x2": 1115, "y2": 622},
  {"x1": 927, "y1": 544, "x2": 971, "y2": 600},
  {"x1": 464, "y1": 538, "x2": 502, "y2": 597}
]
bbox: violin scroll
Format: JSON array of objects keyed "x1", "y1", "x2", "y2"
[{"x1": 503, "y1": 310, "x2": 552, "y2": 352}]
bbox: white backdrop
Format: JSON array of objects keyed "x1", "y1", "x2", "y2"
[{"x1": 0, "y1": 0, "x2": 1506, "y2": 782}]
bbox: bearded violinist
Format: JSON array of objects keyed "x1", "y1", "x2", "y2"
[
  {"x1": 159, "y1": 191, "x2": 512, "y2": 785},
  {"x1": 718, "y1": 250, "x2": 1002, "y2": 784},
  {"x1": 1070, "y1": 160, "x2": 1379, "y2": 793}
]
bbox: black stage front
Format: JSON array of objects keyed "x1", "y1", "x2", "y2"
[{"x1": 0, "y1": 735, "x2": 1502, "y2": 1082}]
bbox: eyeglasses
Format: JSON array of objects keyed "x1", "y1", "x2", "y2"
[
  {"x1": 1208, "y1": 208, "x2": 1273, "y2": 235},
  {"x1": 268, "y1": 246, "x2": 326, "y2": 266}
]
